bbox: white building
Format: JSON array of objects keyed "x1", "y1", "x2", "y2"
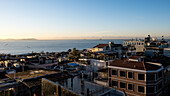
[
  {"x1": 79, "y1": 58, "x2": 113, "y2": 73},
  {"x1": 134, "y1": 45, "x2": 145, "y2": 52},
  {"x1": 88, "y1": 42, "x2": 122, "y2": 59},
  {"x1": 123, "y1": 39, "x2": 144, "y2": 46}
]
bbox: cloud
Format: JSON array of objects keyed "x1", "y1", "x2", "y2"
[{"x1": 93, "y1": 30, "x2": 113, "y2": 34}]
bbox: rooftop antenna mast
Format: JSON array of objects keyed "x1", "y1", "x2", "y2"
[{"x1": 162, "y1": 36, "x2": 164, "y2": 40}]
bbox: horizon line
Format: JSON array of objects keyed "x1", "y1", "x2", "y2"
[
  {"x1": 1, "y1": 35, "x2": 170, "y2": 40},
  {"x1": 1, "y1": 38, "x2": 170, "y2": 41}
]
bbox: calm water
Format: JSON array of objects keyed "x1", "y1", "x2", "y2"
[
  {"x1": 0, "y1": 39, "x2": 125, "y2": 54},
  {"x1": 0, "y1": 39, "x2": 169, "y2": 55}
]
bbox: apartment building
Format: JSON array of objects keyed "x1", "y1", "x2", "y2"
[{"x1": 108, "y1": 58, "x2": 164, "y2": 96}]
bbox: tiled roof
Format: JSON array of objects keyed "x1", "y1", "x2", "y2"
[
  {"x1": 109, "y1": 59, "x2": 161, "y2": 71},
  {"x1": 93, "y1": 44, "x2": 108, "y2": 48}
]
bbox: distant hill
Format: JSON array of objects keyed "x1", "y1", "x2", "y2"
[
  {"x1": 20, "y1": 38, "x2": 37, "y2": 40},
  {"x1": 0, "y1": 38, "x2": 37, "y2": 40}
]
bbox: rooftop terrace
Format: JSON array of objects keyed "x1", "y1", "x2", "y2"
[
  {"x1": 43, "y1": 76, "x2": 124, "y2": 96},
  {"x1": 6, "y1": 70, "x2": 58, "y2": 80}
]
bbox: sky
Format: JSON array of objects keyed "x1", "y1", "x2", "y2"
[{"x1": 0, "y1": 0, "x2": 170, "y2": 40}]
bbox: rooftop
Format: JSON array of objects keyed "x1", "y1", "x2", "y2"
[
  {"x1": 6, "y1": 70, "x2": 58, "y2": 80},
  {"x1": 93, "y1": 44, "x2": 108, "y2": 48},
  {"x1": 22, "y1": 79, "x2": 41, "y2": 88},
  {"x1": 0, "y1": 80, "x2": 19, "y2": 91},
  {"x1": 44, "y1": 76, "x2": 124, "y2": 96},
  {"x1": 27, "y1": 63, "x2": 58, "y2": 69},
  {"x1": 68, "y1": 63, "x2": 79, "y2": 67},
  {"x1": 164, "y1": 48, "x2": 170, "y2": 50},
  {"x1": 109, "y1": 59, "x2": 162, "y2": 71}
]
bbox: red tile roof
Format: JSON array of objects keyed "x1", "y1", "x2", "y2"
[
  {"x1": 109, "y1": 59, "x2": 161, "y2": 71},
  {"x1": 93, "y1": 44, "x2": 108, "y2": 48}
]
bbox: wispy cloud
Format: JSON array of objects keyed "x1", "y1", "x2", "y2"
[{"x1": 93, "y1": 30, "x2": 113, "y2": 34}]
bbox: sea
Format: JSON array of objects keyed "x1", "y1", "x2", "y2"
[{"x1": 0, "y1": 39, "x2": 169, "y2": 55}]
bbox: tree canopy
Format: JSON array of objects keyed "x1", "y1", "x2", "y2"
[{"x1": 68, "y1": 48, "x2": 80, "y2": 61}]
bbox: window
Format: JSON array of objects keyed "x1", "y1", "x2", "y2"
[
  {"x1": 147, "y1": 86, "x2": 155, "y2": 93},
  {"x1": 120, "y1": 82, "x2": 126, "y2": 88},
  {"x1": 128, "y1": 84, "x2": 133, "y2": 91},
  {"x1": 138, "y1": 73, "x2": 145, "y2": 80},
  {"x1": 120, "y1": 71, "x2": 126, "y2": 77},
  {"x1": 138, "y1": 86, "x2": 145, "y2": 93},
  {"x1": 128, "y1": 72, "x2": 133, "y2": 79},
  {"x1": 106, "y1": 62, "x2": 108, "y2": 66},
  {"x1": 112, "y1": 70, "x2": 117, "y2": 75},
  {"x1": 112, "y1": 81, "x2": 117, "y2": 87},
  {"x1": 146, "y1": 74, "x2": 155, "y2": 81},
  {"x1": 157, "y1": 82, "x2": 162, "y2": 91},
  {"x1": 158, "y1": 71, "x2": 162, "y2": 79}
]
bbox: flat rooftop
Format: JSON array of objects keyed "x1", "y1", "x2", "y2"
[
  {"x1": 27, "y1": 63, "x2": 58, "y2": 69},
  {"x1": 0, "y1": 78, "x2": 19, "y2": 91},
  {"x1": 45, "y1": 76, "x2": 124, "y2": 96},
  {"x1": 6, "y1": 70, "x2": 58, "y2": 80},
  {"x1": 164, "y1": 48, "x2": 170, "y2": 50}
]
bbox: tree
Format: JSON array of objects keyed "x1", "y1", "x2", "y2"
[
  {"x1": 68, "y1": 49, "x2": 72, "y2": 52},
  {"x1": 68, "y1": 48, "x2": 80, "y2": 61}
]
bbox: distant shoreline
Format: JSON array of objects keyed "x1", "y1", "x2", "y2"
[
  {"x1": 0, "y1": 38, "x2": 37, "y2": 40},
  {"x1": 0, "y1": 38, "x2": 170, "y2": 41}
]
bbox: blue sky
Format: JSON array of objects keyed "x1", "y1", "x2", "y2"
[{"x1": 0, "y1": 0, "x2": 170, "y2": 39}]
